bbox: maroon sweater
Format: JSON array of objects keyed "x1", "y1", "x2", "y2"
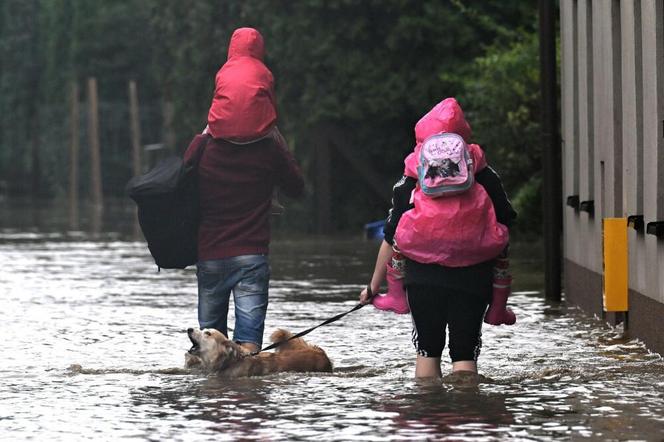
[{"x1": 184, "y1": 130, "x2": 304, "y2": 260}]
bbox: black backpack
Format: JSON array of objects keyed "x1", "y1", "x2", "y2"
[{"x1": 126, "y1": 135, "x2": 210, "y2": 270}]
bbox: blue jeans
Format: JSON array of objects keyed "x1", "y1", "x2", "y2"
[{"x1": 196, "y1": 255, "x2": 270, "y2": 347}]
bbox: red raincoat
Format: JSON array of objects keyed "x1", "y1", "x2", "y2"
[{"x1": 207, "y1": 28, "x2": 277, "y2": 142}]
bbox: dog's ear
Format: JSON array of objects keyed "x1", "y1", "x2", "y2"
[{"x1": 214, "y1": 341, "x2": 241, "y2": 371}]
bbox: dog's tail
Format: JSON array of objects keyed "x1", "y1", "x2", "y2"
[
  {"x1": 270, "y1": 328, "x2": 309, "y2": 351},
  {"x1": 270, "y1": 328, "x2": 293, "y2": 343}
]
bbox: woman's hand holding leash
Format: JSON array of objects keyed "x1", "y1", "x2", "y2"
[
  {"x1": 359, "y1": 239, "x2": 393, "y2": 304},
  {"x1": 359, "y1": 285, "x2": 376, "y2": 305}
]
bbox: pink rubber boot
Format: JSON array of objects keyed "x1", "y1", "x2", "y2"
[
  {"x1": 372, "y1": 262, "x2": 410, "y2": 314},
  {"x1": 484, "y1": 258, "x2": 516, "y2": 325}
]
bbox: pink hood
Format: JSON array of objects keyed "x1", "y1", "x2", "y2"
[
  {"x1": 207, "y1": 28, "x2": 277, "y2": 142},
  {"x1": 404, "y1": 98, "x2": 478, "y2": 177}
]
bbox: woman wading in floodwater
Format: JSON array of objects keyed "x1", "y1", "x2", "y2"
[{"x1": 360, "y1": 98, "x2": 516, "y2": 380}]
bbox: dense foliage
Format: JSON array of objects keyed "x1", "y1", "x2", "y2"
[{"x1": 0, "y1": 0, "x2": 547, "y2": 234}]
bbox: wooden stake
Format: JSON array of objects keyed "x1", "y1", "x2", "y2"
[
  {"x1": 128, "y1": 80, "x2": 142, "y2": 177},
  {"x1": 31, "y1": 121, "x2": 41, "y2": 198},
  {"x1": 69, "y1": 81, "x2": 80, "y2": 229},
  {"x1": 87, "y1": 77, "x2": 103, "y2": 208},
  {"x1": 128, "y1": 80, "x2": 142, "y2": 239},
  {"x1": 315, "y1": 139, "x2": 331, "y2": 233},
  {"x1": 163, "y1": 99, "x2": 176, "y2": 153}
]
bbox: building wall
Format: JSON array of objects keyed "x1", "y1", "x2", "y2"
[{"x1": 560, "y1": 0, "x2": 664, "y2": 354}]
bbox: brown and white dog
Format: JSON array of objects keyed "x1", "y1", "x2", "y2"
[{"x1": 185, "y1": 327, "x2": 332, "y2": 377}]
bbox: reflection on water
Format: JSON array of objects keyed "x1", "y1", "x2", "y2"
[{"x1": 1, "y1": 199, "x2": 663, "y2": 441}]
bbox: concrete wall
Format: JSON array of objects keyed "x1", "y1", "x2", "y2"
[{"x1": 560, "y1": 0, "x2": 664, "y2": 354}]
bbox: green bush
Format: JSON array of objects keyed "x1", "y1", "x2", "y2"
[{"x1": 512, "y1": 174, "x2": 542, "y2": 236}]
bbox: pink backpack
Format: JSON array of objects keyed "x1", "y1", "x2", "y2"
[{"x1": 417, "y1": 132, "x2": 474, "y2": 198}]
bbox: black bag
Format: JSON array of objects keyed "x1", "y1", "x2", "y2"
[{"x1": 126, "y1": 135, "x2": 210, "y2": 270}]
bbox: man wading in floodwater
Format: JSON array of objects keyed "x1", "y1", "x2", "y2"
[{"x1": 184, "y1": 27, "x2": 304, "y2": 353}]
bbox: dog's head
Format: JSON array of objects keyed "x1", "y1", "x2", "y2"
[{"x1": 186, "y1": 327, "x2": 242, "y2": 371}]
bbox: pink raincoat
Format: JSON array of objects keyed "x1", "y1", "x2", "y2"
[
  {"x1": 207, "y1": 28, "x2": 277, "y2": 142},
  {"x1": 394, "y1": 98, "x2": 509, "y2": 267}
]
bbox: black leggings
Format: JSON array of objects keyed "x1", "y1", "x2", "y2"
[{"x1": 407, "y1": 284, "x2": 491, "y2": 362}]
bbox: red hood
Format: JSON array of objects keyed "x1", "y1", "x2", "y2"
[
  {"x1": 227, "y1": 27, "x2": 265, "y2": 60},
  {"x1": 207, "y1": 28, "x2": 276, "y2": 142}
]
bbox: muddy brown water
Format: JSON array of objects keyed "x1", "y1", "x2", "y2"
[{"x1": 1, "y1": 199, "x2": 663, "y2": 441}]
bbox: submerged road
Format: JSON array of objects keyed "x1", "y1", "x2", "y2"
[{"x1": 1, "y1": 229, "x2": 663, "y2": 440}]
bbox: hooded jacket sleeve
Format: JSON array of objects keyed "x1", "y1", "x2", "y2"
[
  {"x1": 271, "y1": 128, "x2": 305, "y2": 198},
  {"x1": 475, "y1": 166, "x2": 517, "y2": 227},
  {"x1": 383, "y1": 176, "x2": 417, "y2": 245}
]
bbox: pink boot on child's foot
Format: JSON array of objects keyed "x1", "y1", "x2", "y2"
[
  {"x1": 372, "y1": 262, "x2": 410, "y2": 314},
  {"x1": 484, "y1": 275, "x2": 516, "y2": 325}
]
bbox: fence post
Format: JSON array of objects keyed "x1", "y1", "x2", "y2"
[
  {"x1": 128, "y1": 80, "x2": 143, "y2": 238},
  {"x1": 69, "y1": 81, "x2": 80, "y2": 229},
  {"x1": 162, "y1": 99, "x2": 176, "y2": 153},
  {"x1": 128, "y1": 80, "x2": 142, "y2": 177},
  {"x1": 315, "y1": 139, "x2": 331, "y2": 234},
  {"x1": 87, "y1": 77, "x2": 103, "y2": 209}
]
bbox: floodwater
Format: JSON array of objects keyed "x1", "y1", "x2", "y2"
[{"x1": 1, "y1": 199, "x2": 663, "y2": 441}]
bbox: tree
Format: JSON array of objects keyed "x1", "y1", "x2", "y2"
[{"x1": 0, "y1": 0, "x2": 544, "y2": 234}]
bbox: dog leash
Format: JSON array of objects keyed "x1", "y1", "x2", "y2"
[{"x1": 247, "y1": 290, "x2": 372, "y2": 357}]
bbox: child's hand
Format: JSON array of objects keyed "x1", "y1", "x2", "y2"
[{"x1": 359, "y1": 284, "x2": 377, "y2": 305}]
